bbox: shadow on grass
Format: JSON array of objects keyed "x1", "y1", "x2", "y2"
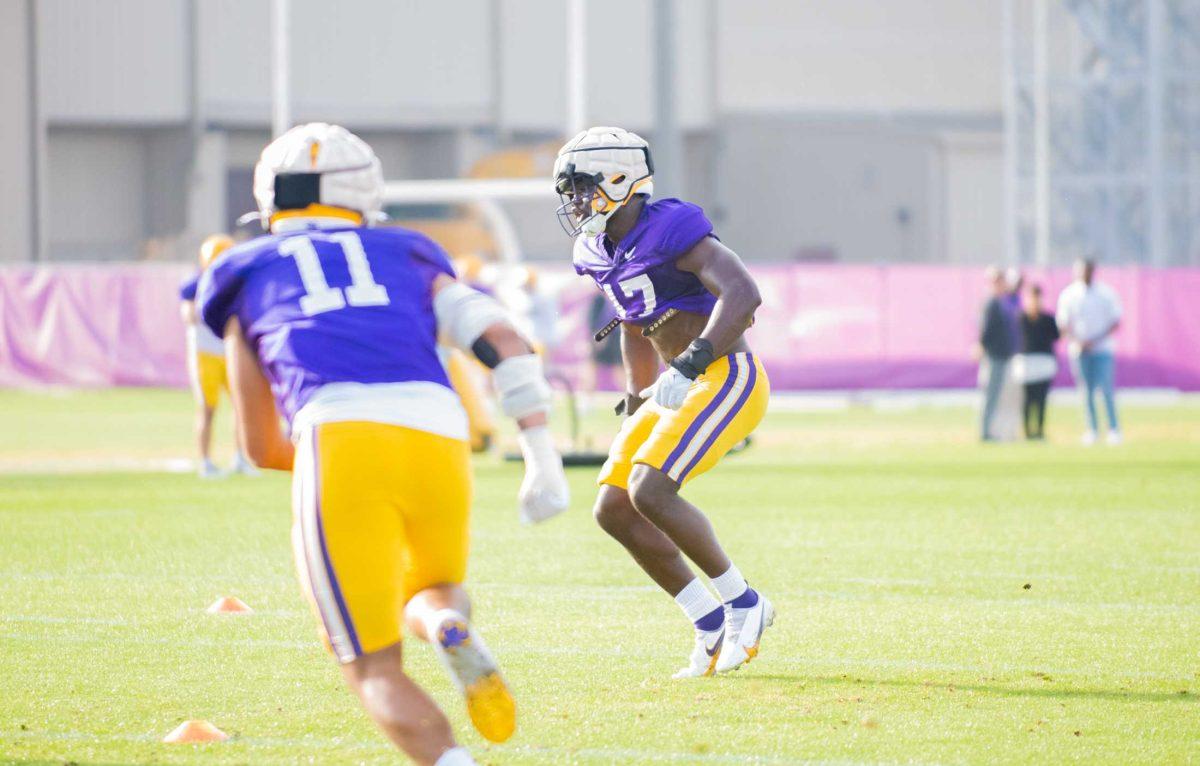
[{"x1": 747, "y1": 673, "x2": 1196, "y2": 705}]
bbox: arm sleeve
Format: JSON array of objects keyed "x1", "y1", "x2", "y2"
[
  {"x1": 179, "y1": 275, "x2": 199, "y2": 301},
  {"x1": 196, "y1": 254, "x2": 247, "y2": 339},
  {"x1": 406, "y1": 232, "x2": 457, "y2": 285},
  {"x1": 662, "y1": 202, "x2": 715, "y2": 257},
  {"x1": 1105, "y1": 284, "x2": 1123, "y2": 321},
  {"x1": 1055, "y1": 288, "x2": 1071, "y2": 329}
]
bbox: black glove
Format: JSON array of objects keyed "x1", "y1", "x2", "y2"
[{"x1": 614, "y1": 393, "x2": 646, "y2": 416}]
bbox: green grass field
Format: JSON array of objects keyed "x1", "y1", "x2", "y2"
[{"x1": 1, "y1": 389, "x2": 1198, "y2": 765}]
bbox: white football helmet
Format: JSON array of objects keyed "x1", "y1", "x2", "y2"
[
  {"x1": 252, "y1": 122, "x2": 383, "y2": 231},
  {"x1": 553, "y1": 126, "x2": 654, "y2": 237}
]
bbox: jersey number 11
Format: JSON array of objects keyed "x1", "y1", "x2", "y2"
[{"x1": 279, "y1": 232, "x2": 390, "y2": 316}]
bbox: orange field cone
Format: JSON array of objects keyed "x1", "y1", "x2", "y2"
[
  {"x1": 206, "y1": 596, "x2": 253, "y2": 614},
  {"x1": 162, "y1": 719, "x2": 229, "y2": 743}
]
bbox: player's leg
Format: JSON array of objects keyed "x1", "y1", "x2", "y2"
[
  {"x1": 628, "y1": 353, "x2": 773, "y2": 674},
  {"x1": 292, "y1": 422, "x2": 472, "y2": 764},
  {"x1": 594, "y1": 485, "x2": 695, "y2": 594},
  {"x1": 189, "y1": 352, "x2": 221, "y2": 477},
  {"x1": 215, "y1": 354, "x2": 258, "y2": 474},
  {"x1": 340, "y1": 646, "x2": 463, "y2": 765},
  {"x1": 595, "y1": 408, "x2": 725, "y2": 677},
  {"x1": 442, "y1": 348, "x2": 496, "y2": 453},
  {"x1": 398, "y1": 427, "x2": 514, "y2": 744},
  {"x1": 1077, "y1": 353, "x2": 1099, "y2": 442},
  {"x1": 1096, "y1": 352, "x2": 1120, "y2": 439},
  {"x1": 194, "y1": 404, "x2": 218, "y2": 476},
  {"x1": 1021, "y1": 382, "x2": 1035, "y2": 439},
  {"x1": 1033, "y1": 381, "x2": 1050, "y2": 438}
]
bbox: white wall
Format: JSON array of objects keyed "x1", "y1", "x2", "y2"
[
  {"x1": 0, "y1": 1, "x2": 35, "y2": 261},
  {"x1": 941, "y1": 133, "x2": 1005, "y2": 264},
  {"x1": 716, "y1": 0, "x2": 1003, "y2": 114},
  {"x1": 497, "y1": 0, "x2": 713, "y2": 133},
  {"x1": 46, "y1": 129, "x2": 147, "y2": 260},
  {"x1": 717, "y1": 119, "x2": 943, "y2": 263},
  {"x1": 200, "y1": 0, "x2": 494, "y2": 127},
  {"x1": 39, "y1": 0, "x2": 189, "y2": 124},
  {"x1": 18, "y1": 0, "x2": 1007, "y2": 262}
]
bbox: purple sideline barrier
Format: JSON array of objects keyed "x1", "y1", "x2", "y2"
[{"x1": 1, "y1": 264, "x2": 1198, "y2": 390}]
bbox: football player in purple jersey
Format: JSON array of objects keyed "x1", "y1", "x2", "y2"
[
  {"x1": 197, "y1": 123, "x2": 569, "y2": 766},
  {"x1": 554, "y1": 127, "x2": 773, "y2": 677}
]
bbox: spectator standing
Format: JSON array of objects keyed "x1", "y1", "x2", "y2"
[
  {"x1": 991, "y1": 268, "x2": 1025, "y2": 441},
  {"x1": 1056, "y1": 259, "x2": 1123, "y2": 445},
  {"x1": 977, "y1": 267, "x2": 1015, "y2": 441},
  {"x1": 1016, "y1": 284, "x2": 1060, "y2": 440}
]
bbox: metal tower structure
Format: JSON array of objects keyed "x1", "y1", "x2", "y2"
[{"x1": 1005, "y1": 0, "x2": 1200, "y2": 266}]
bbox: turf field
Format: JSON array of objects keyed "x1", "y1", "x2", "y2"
[{"x1": 1, "y1": 389, "x2": 1197, "y2": 765}]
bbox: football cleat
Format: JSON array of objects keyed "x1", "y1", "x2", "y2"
[
  {"x1": 430, "y1": 617, "x2": 515, "y2": 743},
  {"x1": 672, "y1": 627, "x2": 725, "y2": 679},
  {"x1": 714, "y1": 593, "x2": 775, "y2": 674},
  {"x1": 198, "y1": 459, "x2": 222, "y2": 479},
  {"x1": 231, "y1": 453, "x2": 260, "y2": 476}
]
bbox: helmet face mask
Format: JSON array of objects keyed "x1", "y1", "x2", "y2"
[
  {"x1": 555, "y1": 169, "x2": 606, "y2": 237},
  {"x1": 552, "y1": 127, "x2": 654, "y2": 239}
]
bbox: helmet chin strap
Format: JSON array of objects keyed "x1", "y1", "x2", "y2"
[{"x1": 581, "y1": 211, "x2": 611, "y2": 236}]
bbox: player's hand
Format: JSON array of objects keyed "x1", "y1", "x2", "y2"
[
  {"x1": 516, "y1": 425, "x2": 570, "y2": 524},
  {"x1": 639, "y1": 367, "x2": 693, "y2": 410}
]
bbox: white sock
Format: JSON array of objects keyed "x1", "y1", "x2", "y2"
[
  {"x1": 711, "y1": 564, "x2": 749, "y2": 603},
  {"x1": 674, "y1": 578, "x2": 721, "y2": 624},
  {"x1": 422, "y1": 608, "x2": 468, "y2": 644},
  {"x1": 434, "y1": 746, "x2": 477, "y2": 766}
]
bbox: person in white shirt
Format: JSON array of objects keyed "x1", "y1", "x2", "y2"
[{"x1": 1055, "y1": 259, "x2": 1122, "y2": 445}]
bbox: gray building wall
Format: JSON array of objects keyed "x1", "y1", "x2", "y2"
[
  {"x1": 0, "y1": 1, "x2": 36, "y2": 262},
  {"x1": 10, "y1": 0, "x2": 1007, "y2": 264}
]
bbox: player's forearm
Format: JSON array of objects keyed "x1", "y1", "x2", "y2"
[{"x1": 698, "y1": 284, "x2": 761, "y2": 357}]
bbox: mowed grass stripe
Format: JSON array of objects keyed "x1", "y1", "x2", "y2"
[{"x1": 1, "y1": 390, "x2": 1197, "y2": 765}]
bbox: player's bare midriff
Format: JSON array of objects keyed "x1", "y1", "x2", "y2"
[{"x1": 645, "y1": 308, "x2": 752, "y2": 363}]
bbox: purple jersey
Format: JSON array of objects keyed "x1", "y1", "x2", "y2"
[
  {"x1": 572, "y1": 198, "x2": 717, "y2": 326},
  {"x1": 179, "y1": 274, "x2": 199, "y2": 301},
  {"x1": 196, "y1": 226, "x2": 454, "y2": 425}
]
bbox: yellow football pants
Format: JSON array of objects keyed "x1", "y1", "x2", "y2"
[
  {"x1": 599, "y1": 353, "x2": 769, "y2": 489},
  {"x1": 291, "y1": 420, "x2": 471, "y2": 663}
]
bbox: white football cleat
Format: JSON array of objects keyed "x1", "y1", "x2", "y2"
[
  {"x1": 231, "y1": 453, "x2": 260, "y2": 476},
  {"x1": 1106, "y1": 430, "x2": 1122, "y2": 446},
  {"x1": 672, "y1": 627, "x2": 725, "y2": 679},
  {"x1": 197, "y1": 460, "x2": 222, "y2": 479},
  {"x1": 714, "y1": 593, "x2": 775, "y2": 674},
  {"x1": 429, "y1": 616, "x2": 515, "y2": 744},
  {"x1": 1081, "y1": 430, "x2": 1098, "y2": 446}
]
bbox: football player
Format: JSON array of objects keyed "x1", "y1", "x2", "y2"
[
  {"x1": 178, "y1": 235, "x2": 257, "y2": 477},
  {"x1": 197, "y1": 123, "x2": 569, "y2": 766},
  {"x1": 554, "y1": 127, "x2": 772, "y2": 677}
]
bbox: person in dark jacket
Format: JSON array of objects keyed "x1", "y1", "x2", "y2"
[
  {"x1": 977, "y1": 267, "x2": 1014, "y2": 441},
  {"x1": 1017, "y1": 283, "x2": 1060, "y2": 440}
]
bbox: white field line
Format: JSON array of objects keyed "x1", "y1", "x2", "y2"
[
  {"x1": 0, "y1": 630, "x2": 1194, "y2": 683},
  {"x1": 5, "y1": 569, "x2": 1199, "y2": 594},
  {"x1": 0, "y1": 727, "x2": 918, "y2": 766},
  {"x1": 2, "y1": 576, "x2": 1198, "y2": 617}
]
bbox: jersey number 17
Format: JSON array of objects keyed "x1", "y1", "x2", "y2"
[{"x1": 279, "y1": 232, "x2": 390, "y2": 316}]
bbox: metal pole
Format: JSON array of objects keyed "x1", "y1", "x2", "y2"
[
  {"x1": 1002, "y1": 0, "x2": 1019, "y2": 266},
  {"x1": 1147, "y1": 0, "x2": 1166, "y2": 266},
  {"x1": 653, "y1": 0, "x2": 681, "y2": 198},
  {"x1": 566, "y1": 0, "x2": 586, "y2": 137},
  {"x1": 27, "y1": 0, "x2": 46, "y2": 262},
  {"x1": 271, "y1": 0, "x2": 291, "y2": 138},
  {"x1": 1033, "y1": 0, "x2": 1051, "y2": 267}
]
